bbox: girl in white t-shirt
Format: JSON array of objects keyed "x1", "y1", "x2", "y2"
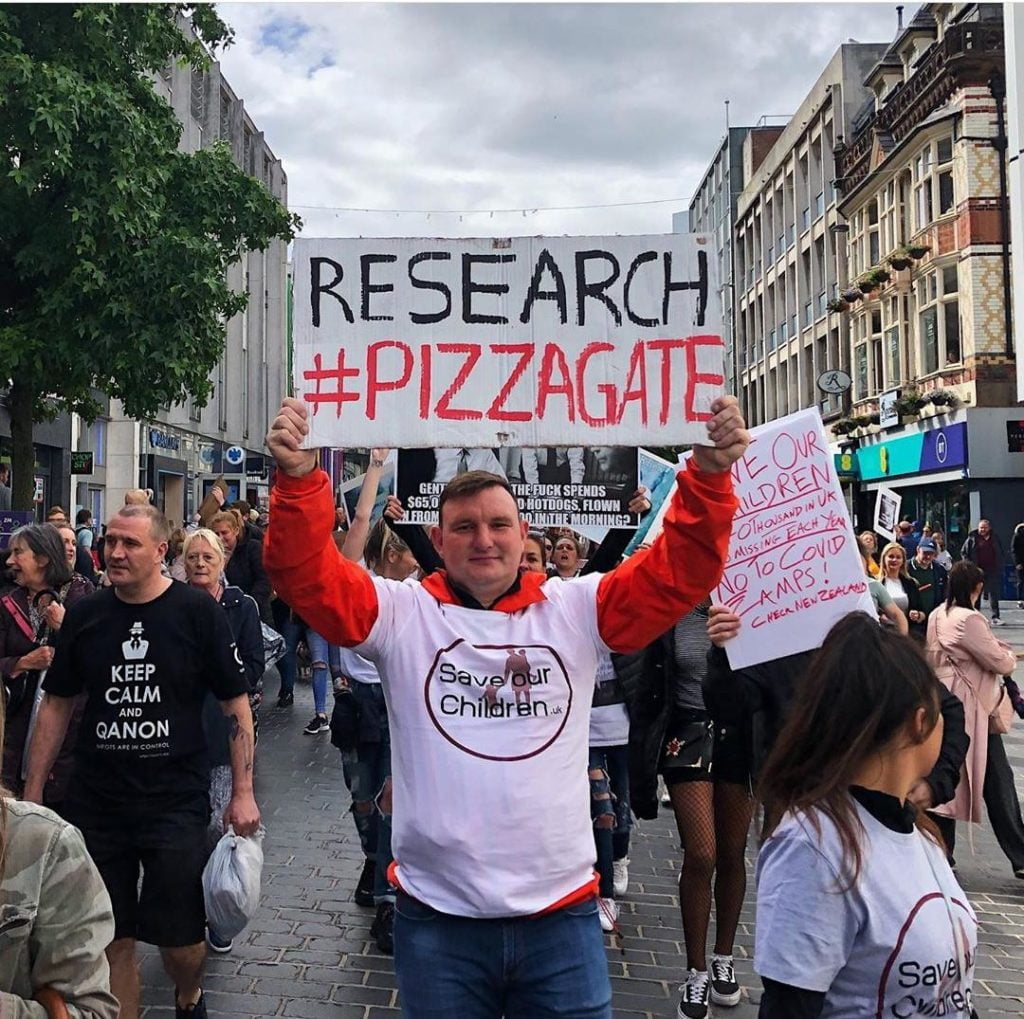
[{"x1": 754, "y1": 613, "x2": 978, "y2": 1019}]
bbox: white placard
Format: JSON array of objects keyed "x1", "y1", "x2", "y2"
[
  {"x1": 292, "y1": 234, "x2": 723, "y2": 448},
  {"x1": 873, "y1": 485, "x2": 902, "y2": 542},
  {"x1": 714, "y1": 409, "x2": 874, "y2": 670}
]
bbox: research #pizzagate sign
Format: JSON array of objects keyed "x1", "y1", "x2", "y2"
[{"x1": 292, "y1": 234, "x2": 724, "y2": 448}]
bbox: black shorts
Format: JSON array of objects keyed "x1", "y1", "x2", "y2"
[
  {"x1": 661, "y1": 712, "x2": 752, "y2": 788},
  {"x1": 69, "y1": 807, "x2": 210, "y2": 947},
  {"x1": 711, "y1": 721, "x2": 752, "y2": 787}
]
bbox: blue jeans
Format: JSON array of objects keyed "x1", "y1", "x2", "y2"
[
  {"x1": 340, "y1": 682, "x2": 393, "y2": 903},
  {"x1": 588, "y1": 745, "x2": 632, "y2": 898},
  {"x1": 274, "y1": 614, "x2": 304, "y2": 698},
  {"x1": 305, "y1": 629, "x2": 340, "y2": 715},
  {"x1": 393, "y1": 893, "x2": 611, "y2": 1018}
]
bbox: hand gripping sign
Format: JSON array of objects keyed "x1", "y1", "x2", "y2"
[
  {"x1": 713, "y1": 409, "x2": 875, "y2": 670},
  {"x1": 292, "y1": 234, "x2": 724, "y2": 449}
]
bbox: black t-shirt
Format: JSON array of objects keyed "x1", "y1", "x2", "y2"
[{"x1": 44, "y1": 581, "x2": 248, "y2": 814}]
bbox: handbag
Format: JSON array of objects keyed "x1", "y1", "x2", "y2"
[{"x1": 990, "y1": 681, "x2": 1015, "y2": 735}]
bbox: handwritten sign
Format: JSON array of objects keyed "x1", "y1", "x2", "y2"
[
  {"x1": 292, "y1": 234, "x2": 723, "y2": 449},
  {"x1": 714, "y1": 409, "x2": 874, "y2": 669},
  {"x1": 395, "y1": 446, "x2": 639, "y2": 528}
]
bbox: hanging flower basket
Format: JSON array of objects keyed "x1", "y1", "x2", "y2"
[
  {"x1": 929, "y1": 388, "x2": 958, "y2": 408},
  {"x1": 868, "y1": 267, "x2": 891, "y2": 285},
  {"x1": 832, "y1": 418, "x2": 857, "y2": 436},
  {"x1": 907, "y1": 244, "x2": 930, "y2": 259},
  {"x1": 827, "y1": 298, "x2": 850, "y2": 313},
  {"x1": 859, "y1": 279, "x2": 879, "y2": 295},
  {"x1": 888, "y1": 255, "x2": 912, "y2": 271},
  {"x1": 842, "y1": 287, "x2": 863, "y2": 303}
]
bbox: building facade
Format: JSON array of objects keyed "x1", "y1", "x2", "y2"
[
  {"x1": 71, "y1": 18, "x2": 289, "y2": 529},
  {"x1": 733, "y1": 43, "x2": 889, "y2": 429},
  {"x1": 685, "y1": 126, "x2": 783, "y2": 397},
  {"x1": 833, "y1": 3, "x2": 1019, "y2": 556}
]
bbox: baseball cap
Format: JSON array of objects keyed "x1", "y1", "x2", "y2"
[{"x1": 917, "y1": 538, "x2": 938, "y2": 552}]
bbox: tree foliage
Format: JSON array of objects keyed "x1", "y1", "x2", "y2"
[{"x1": 0, "y1": 3, "x2": 299, "y2": 506}]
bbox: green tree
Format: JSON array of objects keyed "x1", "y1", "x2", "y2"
[{"x1": 0, "y1": 4, "x2": 299, "y2": 508}]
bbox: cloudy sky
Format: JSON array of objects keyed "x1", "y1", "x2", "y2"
[{"x1": 216, "y1": 2, "x2": 908, "y2": 239}]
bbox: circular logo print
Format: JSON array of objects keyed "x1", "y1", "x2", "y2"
[{"x1": 424, "y1": 639, "x2": 572, "y2": 761}]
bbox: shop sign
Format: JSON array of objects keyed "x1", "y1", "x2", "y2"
[
  {"x1": 225, "y1": 445, "x2": 245, "y2": 469},
  {"x1": 856, "y1": 423, "x2": 967, "y2": 482},
  {"x1": 0, "y1": 511, "x2": 34, "y2": 548},
  {"x1": 149, "y1": 428, "x2": 181, "y2": 452},
  {"x1": 70, "y1": 451, "x2": 94, "y2": 474},
  {"x1": 1007, "y1": 420, "x2": 1024, "y2": 453},
  {"x1": 878, "y1": 389, "x2": 900, "y2": 429},
  {"x1": 833, "y1": 452, "x2": 858, "y2": 479},
  {"x1": 32, "y1": 476, "x2": 43, "y2": 503}
]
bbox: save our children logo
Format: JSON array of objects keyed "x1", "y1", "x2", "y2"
[
  {"x1": 423, "y1": 639, "x2": 573, "y2": 761},
  {"x1": 876, "y1": 893, "x2": 977, "y2": 1018}
]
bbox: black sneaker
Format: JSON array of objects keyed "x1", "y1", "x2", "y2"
[
  {"x1": 354, "y1": 858, "x2": 376, "y2": 907},
  {"x1": 303, "y1": 713, "x2": 329, "y2": 735},
  {"x1": 175, "y1": 990, "x2": 207, "y2": 1019},
  {"x1": 277, "y1": 691, "x2": 294, "y2": 708},
  {"x1": 677, "y1": 969, "x2": 709, "y2": 1019},
  {"x1": 710, "y1": 953, "x2": 741, "y2": 1006},
  {"x1": 370, "y1": 900, "x2": 395, "y2": 955}
]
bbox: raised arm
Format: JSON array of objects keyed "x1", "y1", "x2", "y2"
[
  {"x1": 596, "y1": 398, "x2": 747, "y2": 653},
  {"x1": 264, "y1": 399, "x2": 381, "y2": 647},
  {"x1": 342, "y1": 448, "x2": 389, "y2": 562}
]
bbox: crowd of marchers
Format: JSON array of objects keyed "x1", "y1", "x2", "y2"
[{"x1": 0, "y1": 394, "x2": 1017, "y2": 1019}]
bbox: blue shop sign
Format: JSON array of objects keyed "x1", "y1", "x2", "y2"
[
  {"x1": 857, "y1": 422, "x2": 967, "y2": 482},
  {"x1": 149, "y1": 428, "x2": 181, "y2": 452}
]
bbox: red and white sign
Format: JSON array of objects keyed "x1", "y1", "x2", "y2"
[
  {"x1": 714, "y1": 409, "x2": 875, "y2": 669},
  {"x1": 292, "y1": 234, "x2": 723, "y2": 448}
]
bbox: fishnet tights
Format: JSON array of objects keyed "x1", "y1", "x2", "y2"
[{"x1": 667, "y1": 780, "x2": 755, "y2": 971}]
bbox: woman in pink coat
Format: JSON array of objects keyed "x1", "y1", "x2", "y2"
[{"x1": 926, "y1": 561, "x2": 1024, "y2": 876}]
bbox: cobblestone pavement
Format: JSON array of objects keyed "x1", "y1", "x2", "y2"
[{"x1": 137, "y1": 603, "x2": 1024, "y2": 1017}]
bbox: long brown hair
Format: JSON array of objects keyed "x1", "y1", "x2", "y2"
[{"x1": 758, "y1": 612, "x2": 943, "y2": 886}]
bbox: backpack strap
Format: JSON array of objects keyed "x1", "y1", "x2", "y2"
[{"x1": 1, "y1": 593, "x2": 35, "y2": 644}]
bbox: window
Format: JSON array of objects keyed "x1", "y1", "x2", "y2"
[
  {"x1": 913, "y1": 136, "x2": 955, "y2": 230},
  {"x1": 883, "y1": 296, "x2": 902, "y2": 386},
  {"x1": 815, "y1": 191, "x2": 825, "y2": 219},
  {"x1": 219, "y1": 89, "x2": 231, "y2": 142},
  {"x1": 855, "y1": 342, "x2": 868, "y2": 400},
  {"x1": 90, "y1": 419, "x2": 107, "y2": 467},
  {"x1": 190, "y1": 69, "x2": 206, "y2": 122},
  {"x1": 915, "y1": 264, "x2": 961, "y2": 375}
]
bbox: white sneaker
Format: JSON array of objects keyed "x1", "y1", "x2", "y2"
[
  {"x1": 612, "y1": 857, "x2": 629, "y2": 897},
  {"x1": 1017, "y1": 601, "x2": 1023, "y2": 609},
  {"x1": 597, "y1": 897, "x2": 619, "y2": 933},
  {"x1": 993, "y1": 617, "x2": 1006, "y2": 627},
  {"x1": 677, "y1": 969, "x2": 710, "y2": 1019}
]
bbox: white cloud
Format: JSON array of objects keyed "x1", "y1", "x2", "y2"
[{"x1": 215, "y1": 2, "x2": 910, "y2": 238}]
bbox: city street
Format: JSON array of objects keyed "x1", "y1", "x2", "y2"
[{"x1": 133, "y1": 605, "x2": 1024, "y2": 1018}]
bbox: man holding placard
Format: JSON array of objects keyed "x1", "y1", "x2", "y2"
[{"x1": 264, "y1": 394, "x2": 748, "y2": 1018}]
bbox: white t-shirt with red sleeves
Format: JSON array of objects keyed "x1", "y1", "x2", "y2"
[{"x1": 356, "y1": 572, "x2": 607, "y2": 918}]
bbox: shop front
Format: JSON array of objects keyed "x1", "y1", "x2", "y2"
[
  {"x1": 144, "y1": 426, "x2": 189, "y2": 527},
  {"x1": 854, "y1": 411, "x2": 1024, "y2": 563}
]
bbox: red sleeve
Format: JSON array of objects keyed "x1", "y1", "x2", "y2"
[
  {"x1": 263, "y1": 469, "x2": 379, "y2": 647},
  {"x1": 596, "y1": 460, "x2": 737, "y2": 653}
]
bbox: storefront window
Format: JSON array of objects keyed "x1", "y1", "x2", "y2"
[{"x1": 899, "y1": 482, "x2": 971, "y2": 559}]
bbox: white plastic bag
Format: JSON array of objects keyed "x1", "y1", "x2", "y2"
[{"x1": 202, "y1": 826, "x2": 265, "y2": 940}]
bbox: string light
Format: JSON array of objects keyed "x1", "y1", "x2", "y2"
[{"x1": 291, "y1": 195, "x2": 690, "y2": 216}]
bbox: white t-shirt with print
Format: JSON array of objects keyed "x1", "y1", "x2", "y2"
[
  {"x1": 356, "y1": 571, "x2": 608, "y2": 918},
  {"x1": 755, "y1": 801, "x2": 977, "y2": 1019}
]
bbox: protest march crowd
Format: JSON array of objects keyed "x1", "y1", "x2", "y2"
[{"x1": 2, "y1": 392, "x2": 1022, "y2": 1019}]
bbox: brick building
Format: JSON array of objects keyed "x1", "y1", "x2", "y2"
[{"x1": 833, "y1": 3, "x2": 1021, "y2": 555}]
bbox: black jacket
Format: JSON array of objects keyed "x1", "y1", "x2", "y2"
[
  {"x1": 1013, "y1": 526, "x2": 1024, "y2": 568},
  {"x1": 224, "y1": 529, "x2": 272, "y2": 624},
  {"x1": 701, "y1": 646, "x2": 969, "y2": 808},
  {"x1": 203, "y1": 585, "x2": 265, "y2": 768}
]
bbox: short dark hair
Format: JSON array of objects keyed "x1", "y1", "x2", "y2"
[
  {"x1": 75, "y1": 508, "x2": 92, "y2": 526},
  {"x1": 114, "y1": 505, "x2": 171, "y2": 544},
  {"x1": 9, "y1": 524, "x2": 73, "y2": 590},
  {"x1": 946, "y1": 560, "x2": 984, "y2": 610},
  {"x1": 437, "y1": 471, "x2": 518, "y2": 525}
]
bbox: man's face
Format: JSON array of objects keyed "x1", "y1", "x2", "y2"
[
  {"x1": 46, "y1": 511, "x2": 66, "y2": 525},
  {"x1": 432, "y1": 486, "x2": 526, "y2": 597},
  {"x1": 979, "y1": 520, "x2": 991, "y2": 537},
  {"x1": 915, "y1": 547, "x2": 936, "y2": 568},
  {"x1": 104, "y1": 514, "x2": 167, "y2": 589}
]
